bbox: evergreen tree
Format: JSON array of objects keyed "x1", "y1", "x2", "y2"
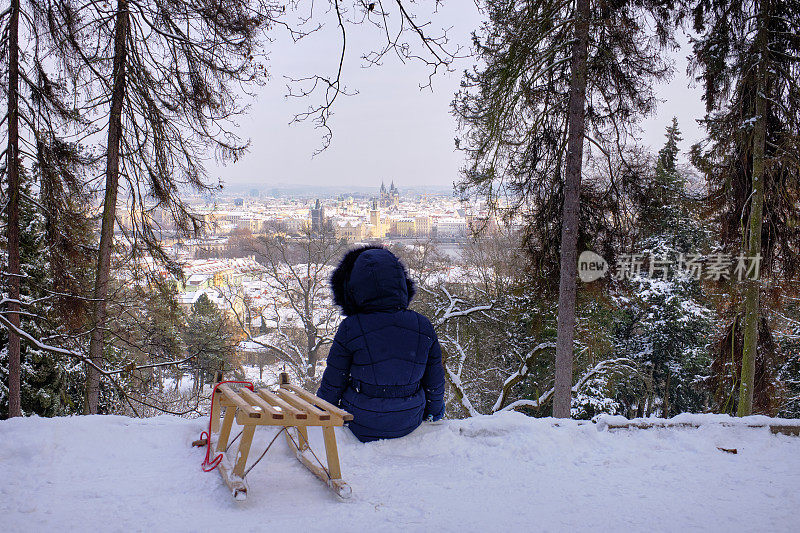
[
  {"x1": 776, "y1": 299, "x2": 800, "y2": 417},
  {"x1": 0, "y1": 176, "x2": 82, "y2": 416},
  {"x1": 47, "y1": 0, "x2": 282, "y2": 413},
  {"x1": 454, "y1": 0, "x2": 677, "y2": 417},
  {"x1": 640, "y1": 118, "x2": 685, "y2": 238},
  {"x1": 183, "y1": 294, "x2": 237, "y2": 393},
  {"x1": 612, "y1": 120, "x2": 712, "y2": 417},
  {"x1": 690, "y1": 0, "x2": 800, "y2": 415},
  {"x1": 1, "y1": 0, "x2": 94, "y2": 418},
  {"x1": 115, "y1": 282, "x2": 186, "y2": 396},
  {"x1": 16, "y1": 207, "x2": 70, "y2": 416},
  {"x1": 142, "y1": 284, "x2": 184, "y2": 368},
  {"x1": 1, "y1": 0, "x2": 23, "y2": 417}
]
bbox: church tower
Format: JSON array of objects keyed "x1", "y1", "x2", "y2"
[
  {"x1": 388, "y1": 181, "x2": 400, "y2": 207},
  {"x1": 370, "y1": 198, "x2": 383, "y2": 237}
]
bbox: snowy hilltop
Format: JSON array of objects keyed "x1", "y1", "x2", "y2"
[{"x1": 1, "y1": 412, "x2": 799, "y2": 532}]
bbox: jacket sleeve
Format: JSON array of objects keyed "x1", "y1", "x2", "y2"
[
  {"x1": 317, "y1": 319, "x2": 352, "y2": 407},
  {"x1": 421, "y1": 328, "x2": 445, "y2": 420}
]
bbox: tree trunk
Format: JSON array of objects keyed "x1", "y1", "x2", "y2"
[
  {"x1": 5, "y1": 0, "x2": 22, "y2": 418},
  {"x1": 85, "y1": 0, "x2": 129, "y2": 414},
  {"x1": 306, "y1": 332, "x2": 317, "y2": 385},
  {"x1": 552, "y1": 0, "x2": 590, "y2": 418},
  {"x1": 738, "y1": 16, "x2": 767, "y2": 417}
]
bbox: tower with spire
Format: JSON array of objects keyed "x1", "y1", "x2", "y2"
[
  {"x1": 379, "y1": 180, "x2": 400, "y2": 208},
  {"x1": 310, "y1": 198, "x2": 325, "y2": 233}
]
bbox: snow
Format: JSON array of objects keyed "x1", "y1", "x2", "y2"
[
  {"x1": 2, "y1": 412, "x2": 799, "y2": 532},
  {"x1": 596, "y1": 412, "x2": 800, "y2": 429},
  {"x1": 159, "y1": 376, "x2": 197, "y2": 395},
  {"x1": 241, "y1": 362, "x2": 291, "y2": 386}
]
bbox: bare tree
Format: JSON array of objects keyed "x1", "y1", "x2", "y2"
[
  {"x1": 222, "y1": 222, "x2": 348, "y2": 389},
  {"x1": 2, "y1": 0, "x2": 466, "y2": 416},
  {"x1": 283, "y1": 1, "x2": 464, "y2": 152}
]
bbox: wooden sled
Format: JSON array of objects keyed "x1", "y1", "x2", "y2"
[{"x1": 202, "y1": 374, "x2": 353, "y2": 501}]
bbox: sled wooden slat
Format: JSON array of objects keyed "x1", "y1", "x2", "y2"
[
  {"x1": 257, "y1": 389, "x2": 307, "y2": 420},
  {"x1": 217, "y1": 384, "x2": 261, "y2": 419},
  {"x1": 275, "y1": 388, "x2": 331, "y2": 422},
  {"x1": 283, "y1": 383, "x2": 354, "y2": 421},
  {"x1": 200, "y1": 379, "x2": 352, "y2": 502},
  {"x1": 239, "y1": 388, "x2": 284, "y2": 420}
]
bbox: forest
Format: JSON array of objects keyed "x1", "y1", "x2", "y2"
[{"x1": 1, "y1": 0, "x2": 799, "y2": 426}]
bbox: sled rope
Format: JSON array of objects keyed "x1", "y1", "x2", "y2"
[
  {"x1": 287, "y1": 427, "x2": 332, "y2": 481},
  {"x1": 200, "y1": 380, "x2": 254, "y2": 472},
  {"x1": 224, "y1": 429, "x2": 244, "y2": 452},
  {"x1": 242, "y1": 427, "x2": 287, "y2": 478}
]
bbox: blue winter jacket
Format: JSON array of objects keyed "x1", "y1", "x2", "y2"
[{"x1": 317, "y1": 246, "x2": 445, "y2": 442}]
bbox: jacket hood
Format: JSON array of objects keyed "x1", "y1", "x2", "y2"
[{"x1": 330, "y1": 246, "x2": 416, "y2": 316}]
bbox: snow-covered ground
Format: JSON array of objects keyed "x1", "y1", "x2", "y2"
[{"x1": 1, "y1": 412, "x2": 798, "y2": 532}]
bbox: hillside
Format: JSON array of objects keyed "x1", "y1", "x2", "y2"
[{"x1": 1, "y1": 413, "x2": 798, "y2": 532}]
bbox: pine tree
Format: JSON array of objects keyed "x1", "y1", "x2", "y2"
[
  {"x1": 1, "y1": 0, "x2": 93, "y2": 417},
  {"x1": 122, "y1": 282, "x2": 186, "y2": 394},
  {"x1": 0, "y1": 172, "x2": 83, "y2": 416},
  {"x1": 640, "y1": 118, "x2": 684, "y2": 237},
  {"x1": 2, "y1": 0, "x2": 23, "y2": 418},
  {"x1": 183, "y1": 294, "x2": 237, "y2": 393},
  {"x1": 776, "y1": 299, "x2": 800, "y2": 417},
  {"x1": 606, "y1": 121, "x2": 713, "y2": 417},
  {"x1": 454, "y1": 0, "x2": 677, "y2": 417},
  {"x1": 690, "y1": 0, "x2": 800, "y2": 415},
  {"x1": 47, "y1": 0, "x2": 282, "y2": 413},
  {"x1": 16, "y1": 204, "x2": 69, "y2": 416}
]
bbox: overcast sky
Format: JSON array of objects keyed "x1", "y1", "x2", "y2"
[{"x1": 211, "y1": 4, "x2": 706, "y2": 190}]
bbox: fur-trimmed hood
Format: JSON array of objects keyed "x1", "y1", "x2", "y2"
[{"x1": 330, "y1": 246, "x2": 415, "y2": 316}]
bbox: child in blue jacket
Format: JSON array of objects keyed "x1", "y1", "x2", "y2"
[{"x1": 317, "y1": 246, "x2": 445, "y2": 442}]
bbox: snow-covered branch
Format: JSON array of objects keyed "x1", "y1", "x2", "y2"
[
  {"x1": 492, "y1": 341, "x2": 556, "y2": 412},
  {"x1": 497, "y1": 357, "x2": 639, "y2": 413},
  {"x1": 430, "y1": 285, "x2": 493, "y2": 326},
  {"x1": 442, "y1": 333, "x2": 480, "y2": 417},
  {"x1": 0, "y1": 312, "x2": 200, "y2": 377},
  {"x1": 445, "y1": 364, "x2": 480, "y2": 418}
]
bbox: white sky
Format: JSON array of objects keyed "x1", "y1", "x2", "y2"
[{"x1": 212, "y1": 4, "x2": 706, "y2": 190}]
